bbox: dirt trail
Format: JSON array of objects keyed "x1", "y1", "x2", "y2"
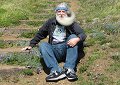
[
  {"x1": 0, "y1": 47, "x2": 24, "y2": 53},
  {"x1": 0, "y1": 64, "x2": 25, "y2": 70}
]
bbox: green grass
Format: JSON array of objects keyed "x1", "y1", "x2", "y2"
[
  {"x1": 0, "y1": 0, "x2": 29, "y2": 27},
  {"x1": 117, "y1": 80, "x2": 120, "y2": 85},
  {"x1": 111, "y1": 53, "x2": 120, "y2": 61},
  {"x1": 78, "y1": 14, "x2": 119, "y2": 85},
  {"x1": 20, "y1": 30, "x2": 37, "y2": 38},
  {"x1": 0, "y1": 40, "x2": 30, "y2": 48},
  {"x1": 0, "y1": 32, "x2": 3, "y2": 37},
  {"x1": 1, "y1": 51, "x2": 41, "y2": 68},
  {"x1": 108, "y1": 61, "x2": 120, "y2": 72},
  {"x1": 26, "y1": 20, "x2": 44, "y2": 27},
  {"x1": 21, "y1": 69, "x2": 34, "y2": 76},
  {"x1": 79, "y1": 49, "x2": 101, "y2": 73},
  {"x1": 109, "y1": 41, "x2": 120, "y2": 48},
  {"x1": 0, "y1": 40, "x2": 6, "y2": 48},
  {"x1": 0, "y1": 49, "x2": 41, "y2": 78},
  {"x1": 107, "y1": 52, "x2": 120, "y2": 72},
  {"x1": 77, "y1": 74, "x2": 115, "y2": 85},
  {"x1": 78, "y1": 0, "x2": 120, "y2": 23},
  {"x1": 0, "y1": 0, "x2": 62, "y2": 27}
]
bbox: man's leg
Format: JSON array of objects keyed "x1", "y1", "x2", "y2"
[
  {"x1": 64, "y1": 34, "x2": 78, "y2": 69},
  {"x1": 64, "y1": 34, "x2": 79, "y2": 81},
  {"x1": 39, "y1": 42, "x2": 62, "y2": 72},
  {"x1": 39, "y1": 42, "x2": 66, "y2": 81}
]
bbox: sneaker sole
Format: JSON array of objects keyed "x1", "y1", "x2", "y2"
[
  {"x1": 46, "y1": 74, "x2": 66, "y2": 81},
  {"x1": 67, "y1": 77, "x2": 78, "y2": 81}
]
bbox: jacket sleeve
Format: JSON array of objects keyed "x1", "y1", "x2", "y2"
[
  {"x1": 73, "y1": 22, "x2": 87, "y2": 42},
  {"x1": 29, "y1": 20, "x2": 49, "y2": 47}
]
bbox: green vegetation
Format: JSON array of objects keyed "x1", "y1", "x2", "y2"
[
  {"x1": 1, "y1": 52, "x2": 40, "y2": 67},
  {"x1": 21, "y1": 69, "x2": 34, "y2": 76},
  {"x1": 0, "y1": 0, "x2": 60, "y2": 27},
  {"x1": 0, "y1": 32, "x2": 3, "y2": 37},
  {"x1": 20, "y1": 30, "x2": 37, "y2": 38},
  {"x1": 107, "y1": 52, "x2": 120, "y2": 72},
  {"x1": 0, "y1": 50, "x2": 41, "y2": 78},
  {"x1": 78, "y1": 0, "x2": 120, "y2": 23},
  {"x1": 26, "y1": 20, "x2": 44, "y2": 27},
  {"x1": 0, "y1": 2, "x2": 28, "y2": 27},
  {"x1": 0, "y1": 40, "x2": 30, "y2": 48},
  {"x1": 0, "y1": 40, "x2": 6, "y2": 48},
  {"x1": 79, "y1": 49, "x2": 101, "y2": 73},
  {"x1": 77, "y1": 1, "x2": 120, "y2": 84},
  {"x1": 0, "y1": 40, "x2": 15, "y2": 48}
]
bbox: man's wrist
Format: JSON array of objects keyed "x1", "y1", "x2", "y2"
[{"x1": 76, "y1": 37, "x2": 80, "y2": 42}]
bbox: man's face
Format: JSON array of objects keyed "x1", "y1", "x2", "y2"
[{"x1": 56, "y1": 10, "x2": 67, "y2": 18}]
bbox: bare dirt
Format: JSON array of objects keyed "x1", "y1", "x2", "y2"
[
  {"x1": 0, "y1": 64, "x2": 79, "y2": 85},
  {"x1": 0, "y1": 47, "x2": 23, "y2": 53}
]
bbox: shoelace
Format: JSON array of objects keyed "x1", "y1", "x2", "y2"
[
  {"x1": 66, "y1": 68, "x2": 75, "y2": 74},
  {"x1": 49, "y1": 71, "x2": 58, "y2": 76}
]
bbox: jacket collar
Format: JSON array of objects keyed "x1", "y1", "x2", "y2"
[{"x1": 51, "y1": 17, "x2": 56, "y2": 25}]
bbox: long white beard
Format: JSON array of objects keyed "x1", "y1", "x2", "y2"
[{"x1": 56, "y1": 12, "x2": 75, "y2": 26}]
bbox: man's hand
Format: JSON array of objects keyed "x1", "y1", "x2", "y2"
[
  {"x1": 67, "y1": 38, "x2": 80, "y2": 47},
  {"x1": 21, "y1": 46, "x2": 32, "y2": 51}
]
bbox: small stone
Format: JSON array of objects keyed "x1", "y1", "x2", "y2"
[
  {"x1": 37, "y1": 67, "x2": 42, "y2": 74},
  {"x1": 106, "y1": 43, "x2": 111, "y2": 46},
  {"x1": 96, "y1": 64, "x2": 99, "y2": 67}
]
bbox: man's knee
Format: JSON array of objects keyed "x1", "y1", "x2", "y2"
[
  {"x1": 39, "y1": 42, "x2": 49, "y2": 54},
  {"x1": 67, "y1": 34, "x2": 78, "y2": 40},
  {"x1": 39, "y1": 42, "x2": 48, "y2": 49}
]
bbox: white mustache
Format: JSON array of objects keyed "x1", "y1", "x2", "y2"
[{"x1": 56, "y1": 12, "x2": 75, "y2": 26}]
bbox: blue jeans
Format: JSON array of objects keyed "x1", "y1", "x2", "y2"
[{"x1": 39, "y1": 34, "x2": 79, "y2": 73}]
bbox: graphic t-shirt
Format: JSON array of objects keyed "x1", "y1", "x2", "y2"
[{"x1": 52, "y1": 25, "x2": 66, "y2": 44}]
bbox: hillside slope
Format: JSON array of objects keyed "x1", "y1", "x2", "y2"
[{"x1": 0, "y1": 0, "x2": 120, "y2": 85}]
